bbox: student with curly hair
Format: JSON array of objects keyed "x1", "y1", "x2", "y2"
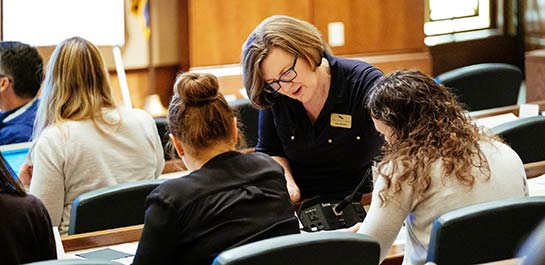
[{"x1": 354, "y1": 70, "x2": 528, "y2": 264}]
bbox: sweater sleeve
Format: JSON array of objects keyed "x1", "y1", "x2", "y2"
[
  {"x1": 29, "y1": 131, "x2": 66, "y2": 227},
  {"x1": 357, "y1": 175, "x2": 412, "y2": 262}
]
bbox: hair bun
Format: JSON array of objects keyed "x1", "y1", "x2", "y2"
[{"x1": 175, "y1": 72, "x2": 220, "y2": 106}]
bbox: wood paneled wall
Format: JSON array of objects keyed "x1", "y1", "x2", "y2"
[
  {"x1": 109, "y1": 66, "x2": 178, "y2": 109},
  {"x1": 313, "y1": 0, "x2": 426, "y2": 55},
  {"x1": 181, "y1": 0, "x2": 431, "y2": 99},
  {"x1": 429, "y1": 35, "x2": 519, "y2": 76},
  {"x1": 187, "y1": 0, "x2": 312, "y2": 67},
  {"x1": 185, "y1": 0, "x2": 428, "y2": 67}
]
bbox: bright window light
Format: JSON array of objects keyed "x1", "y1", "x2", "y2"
[
  {"x1": 2, "y1": 0, "x2": 124, "y2": 47},
  {"x1": 425, "y1": 0, "x2": 490, "y2": 36}
]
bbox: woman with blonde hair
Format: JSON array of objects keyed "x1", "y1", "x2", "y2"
[
  {"x1": 354, "y1": 70, "x2": 528, "y2": 264},
  {"x1": 133, "y1": 72, "x2": 298, "y2": 265},
  {"x1": 21, "y1": 36, "x2": 164, "y2": 234},
  {"x1": 242, "y1": 15, "x2": 384, "y2": 203}
]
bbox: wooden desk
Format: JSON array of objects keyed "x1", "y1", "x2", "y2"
[
  {"x1": 468, "y1": 100, "x2": 545, "y2": 119},
  {"x1": 61, "y1": 224, "x2": 405, "y2": 264}
]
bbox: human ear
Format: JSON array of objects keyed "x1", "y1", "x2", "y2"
[{"x1": 169, "y1": 133, "x2": 184, "y2": 157}]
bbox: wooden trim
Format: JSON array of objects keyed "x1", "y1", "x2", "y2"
[
  {"x1": 62, "y1": 225, "x2": 143, "y2": 252},
  {"x1": 469, "y1": 100, "x2": 545, "y2": 119},
  {"x1": 62, "y1": 223, "x2": 404, "y2": 264}
]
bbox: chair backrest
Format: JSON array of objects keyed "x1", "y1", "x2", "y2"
[
  {"x1": 491, "y1": 115, "x2": 545, "y2": 163},
  {"x1": 213, "y1": 231, "x2": 380, "y2": 265},
  {"x1": 229, "y1": 98, "x2": 259, "y2": 147},
  {"x1": 435, "y1": 63, "x2": 522, "y2": 111},
  {"x1": 154, "y1": 117, "x2": 170, "y2": 160},
  {"x1": 24, "y1": 259, "x2": 121, "y2": 265},
  {"x1": 518, "y1": 219, "x2": 545, "y2": 265},
  {"x1": 229, "y1": 216, "x2": 301, "y2": 249},
  {"x1": 68, "y1": 178, "x2": 165, "y2": 235},
  {"x1": 426, "y1": 196, "x2": 545, "y2": 265}
]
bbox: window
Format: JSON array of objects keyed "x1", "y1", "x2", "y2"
[
  {"x1": 424, "y1": 0, "x2": 491, "y2": 36},
  {"x1": 2, "y1": 0, "x2": 124, "y2": 46}
]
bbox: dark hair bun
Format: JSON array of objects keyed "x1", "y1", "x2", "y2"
[{"x1": 175, "y1": 72, "x2": 220, "y2": 106}]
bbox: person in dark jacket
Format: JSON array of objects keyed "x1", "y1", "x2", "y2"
[
  {"x1": 133, "y1": 72, "x2": 299, "y2": 265},
  {"x1": 0, "y1": 152, "x2": 56, "y2": 264}
]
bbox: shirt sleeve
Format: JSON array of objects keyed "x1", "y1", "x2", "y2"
[
  {"x1": 29, "y1": 132, "x2": 66, "y2": 228},
  {"x1": 351, "y1": 63, "x2": 384, "y2": 103},
  {"x1": 255, "y1": 108, "x2": 285, "y2": 157},
  {"x1": 133, "y1": 195, "x2": 180, "y2": 265},
  {"x1": 357, "y1": 174, "x2": 412, "y2": 262},
  {"x1": 0, "y1": 124, "x2": 33, "y2": 145}
]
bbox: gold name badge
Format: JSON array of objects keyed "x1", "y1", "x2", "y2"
[{"x1": 330, "y1": 113, "x2": 352, "y2": 128}]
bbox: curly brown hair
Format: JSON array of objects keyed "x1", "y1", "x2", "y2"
[{"x1": 367, "y1": 70, "x2": 493, "y2": 205}]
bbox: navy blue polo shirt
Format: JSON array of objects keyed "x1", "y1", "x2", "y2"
[{"x1": 256, "y1": 52, "x2": 384, "y2": 200}]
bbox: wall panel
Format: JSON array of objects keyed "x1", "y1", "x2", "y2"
[
  {"x1": 313, "y1": 0, "x2": 426, "y2": 55},
  {"x1": 188, "y1": 0, "x2": 312, "y2": 67}
]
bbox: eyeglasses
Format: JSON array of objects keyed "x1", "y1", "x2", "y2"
[{"x1": 264, "y1": 54, "x2": 298, "y2": 93}]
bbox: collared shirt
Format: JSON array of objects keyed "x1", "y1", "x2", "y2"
[
  {"x1": 256, "y1": 52, "x2": 384, "y2": 199},
  {"x1": 0, "y1": 98, "x2": 39, "y2": 145}
]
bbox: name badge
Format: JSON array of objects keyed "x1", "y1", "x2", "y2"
[{"x1": 330, "y1": 113, "x2": 352, "y2": 128}]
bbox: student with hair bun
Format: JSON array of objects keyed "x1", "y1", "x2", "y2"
[{"x1": 133, "y1": 72, "x2": 299, "y2": 265}]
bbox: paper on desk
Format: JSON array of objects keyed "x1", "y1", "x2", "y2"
[
  {"x1": 473, "y1": 113, "x2": 518, "y2": 129},
  {"x1": 53, "y1": 226, "x2": 66, "y2": 259},
  {"x1": 519, "y1": 104, "x2": 540, "y2": 118}
]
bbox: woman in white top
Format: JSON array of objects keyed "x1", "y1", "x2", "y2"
[
  {"x1": 20, "y1": 37, "x2": 164, "y2": 234},
  {"x1": 353, "y1": 70, "x2": 528, "y2": 265}
]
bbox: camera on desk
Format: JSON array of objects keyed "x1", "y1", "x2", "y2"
[{"x1": 298, "y1": 197, "x2": 366, "y2": 232}]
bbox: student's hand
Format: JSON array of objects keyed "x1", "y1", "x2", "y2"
[
  {"x1": 18, "y1": 161, "x2": 33, "y2": 186},
  {"x1": 287, "y1": 181, "x2": 301, "y2": 203},
  {"x1": 347, "y1": 222, "x2": 362, "y2": 233}
]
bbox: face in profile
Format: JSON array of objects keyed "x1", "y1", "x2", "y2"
[{"x1": 372, "y1": 117, "x2": 395, "y2": 145}]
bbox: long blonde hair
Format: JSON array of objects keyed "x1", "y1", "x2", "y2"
[
  {"x1": 367, "y1": 70, "x2": 493, "y2": 206},
  {"x1": 32, "y1": 36, "x2": 116, "y2": 143}
]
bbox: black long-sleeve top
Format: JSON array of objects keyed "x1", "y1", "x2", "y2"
[{"x1": 133, "y1": 151, "x2": 299, "y2": 265}]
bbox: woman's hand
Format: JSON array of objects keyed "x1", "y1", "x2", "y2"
[
  {"x1": 287, "y1": 181, "x2": 301, "y2": 203},
  {"x1": 18, "y1": 161, "x2": 33, "y2": 186},
  {"x1": 347, "y1": 222, "x2": 362, "y2": 233}
]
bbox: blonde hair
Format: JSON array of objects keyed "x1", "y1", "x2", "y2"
[
  {"x1": 32, "y1": 36, "x2": 115, "y2": 143},
  {"x1": 241, "y1": 15, "x2": 330, "y2": 109},
  {"x1": 366, "y1": 70, "x2": 494, "y2": 206},
  {"x1": 168, "y1": 72, "x2": 237, "y2": 157}
]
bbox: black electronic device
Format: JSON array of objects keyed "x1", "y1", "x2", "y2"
[
  {"x1": 297, "y1": 169, "x2": 371, "y2": 232},
  {"x1": 298, "y1": 198, "x2": 366, "y2": 232}
]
